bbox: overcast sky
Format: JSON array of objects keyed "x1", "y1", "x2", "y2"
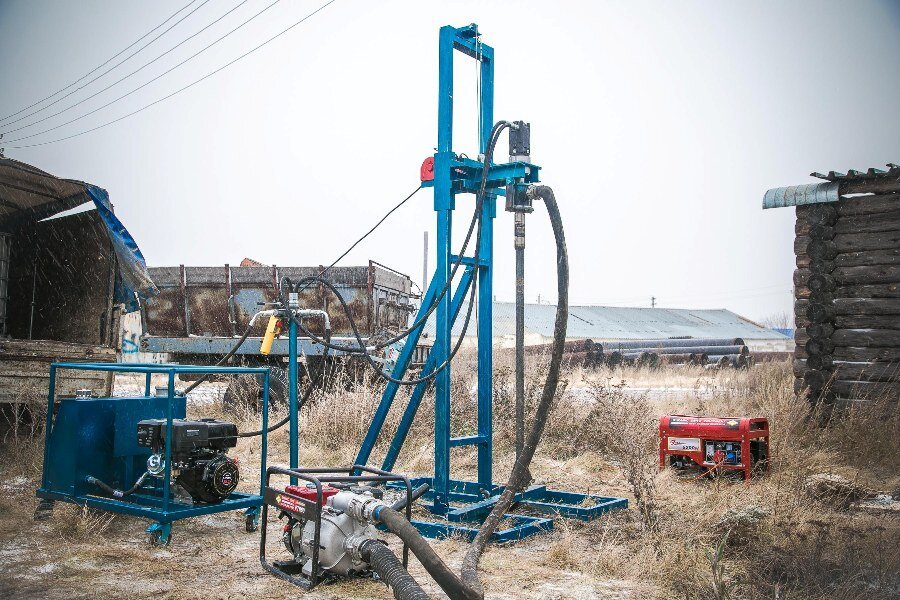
[{"x1": 2, "y1": 0, "x2": 898, "y2": 323}]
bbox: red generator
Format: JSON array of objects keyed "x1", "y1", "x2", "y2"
[{"x1": 659, "y1": 415, "x2": 770, "y2": 480}]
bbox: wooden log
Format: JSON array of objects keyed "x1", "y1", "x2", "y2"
[
  {"x1": 797, "y1": 203, "x2": 838, "y2": 226},
  {"x1": 808, "y1": 239, "x2": 838, "y2": 260},
  {"x1": 831, "y1": 265, "x2": 900, "y2": 286},
  {"x1": 792, "y1": 359, "x2": 808, "y2": 378},
  {"x1": 806, "y1": 302, "x2": 834, "y2": 323},
  {"x1": 803, "y1": 369, "x2": 828, "y2": 390},
  {"x1": 834, "y1": 346, "x2": 900, "y2": 361},
  {"x1": 834, "y1": 248, "x2": 900, "y2": 268},
  {"x1": 806, "y1": 354, "x2": 833, "y2": 370},
  {"x1": 833, "y1": 229, "x2": 900, "y2": 253},
  {"x1": 794, "y1": 299, "x2": 808, "y2": 317},
  {"x1": 832, "y1": 283, "x2": 900, "y2": 299},
  {"x1": 806, "y1": 338, "x2": 835, "y2": 355},
  {"x1": 796, "y1": 253, "x2": 810, "y2": 269},
  {"x1": 809, "y1": 259, "x2": 834, "y2": 274},
  {"x1": 808, "y1": 291, "x2": 834, "y2": 306},
  {"x1": 832, "y1": 329, "x2": 900, "y2": 347},
  {"x1": 834, "y1": 314, "x2": 900, "y2": 330},
  {"x1": 794, "y1": 236, "x2": 810, "y2": 257},
  {"x1": 795, "y1": 221, "x2": 835, "y2": 238},
  {"x1": 808, "y1": 273, "x2": 836, "y2": 293},
  {"x1": 832, "y1": 298, "x2": 900, "y2": 316},
  {"x1": 796, "y1": 285, "x2": 811, "y2": 300},
  {"x1": 832, "y1": 361, "x2": 900, "y2": 383},
  {"x1": 807, "y1": 323, "x2": 835, "y2": 340},
  {"x1": 835, "y1": 193, "x2": 899, "y2": 216},
  {"x1": 830, "y1": 379, "x2": 900, "y2": 399},
  {"x1": 834, "y1": 214, "x2": 900, "y2": 235}
]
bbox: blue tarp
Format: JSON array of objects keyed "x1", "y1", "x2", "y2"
[{"x1": 85, "y1": 185, "x2": 158, "y2": 312}]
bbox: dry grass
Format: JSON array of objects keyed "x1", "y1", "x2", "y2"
[{"x1": 0, "y1": 358, "x2": 897, "y2": 599}]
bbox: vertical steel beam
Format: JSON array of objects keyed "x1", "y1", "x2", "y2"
[
  {"x1": 477, "y1": 194, "x2": 495, "y2": 491},
  {"x1": 432, "y1": 25, "x2": 457, "y2": 512},
  {"x1": 476, "y1": 35, "x2": 495, "y2": 493},
  {"x1": 289, "y1": 318, "x2": 298, "y2": 486}
]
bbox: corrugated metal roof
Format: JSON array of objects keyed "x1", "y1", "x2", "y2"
[
  {"x1": 763, "y1": 163, "x2": 900, "y2": 209},
  {"x1": 421, "y1": 302, "x2": 788, "y2": 341}
]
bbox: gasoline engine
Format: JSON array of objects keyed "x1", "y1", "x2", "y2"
[{"x1": 136, "y1": 418, "x2": 240, "y2": 503}]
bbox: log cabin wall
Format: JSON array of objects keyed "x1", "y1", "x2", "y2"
[{"x1": 766, "y1": 165, "x2": 900, "y2": 404}]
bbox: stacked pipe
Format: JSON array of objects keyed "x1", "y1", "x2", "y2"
[
  {"x1": 793, "y1": 192, "x2": 900, "y2": 403},
  {"x1": 513, "y1": 337, "x2": 755, "y2": 369},
  {"x1": 600, "y1": 337, "x2": 750, "y2": 369}
]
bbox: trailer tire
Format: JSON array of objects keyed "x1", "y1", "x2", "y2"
[{"x1": 223, "y1": 367, "x2": 295, "y2": 414}]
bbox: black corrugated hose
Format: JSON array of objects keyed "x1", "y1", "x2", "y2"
[
  {"x1": 86, "y1": 471, "x2": 150, "y2": 498},
  {"x1": 359, "y1": 540, "x2": 430, "y2": 600},
  {"x1": 371, "y1": 186, "x2": 568, "y2": 600}
]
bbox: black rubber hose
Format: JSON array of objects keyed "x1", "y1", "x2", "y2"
[
  {"x1": 183, "y1": 321, "x2": 254, "y2": 394},
  {"x1": 236, "y1": 325, "x2": 331, "y2": 438},
  {"x1": 460, "y1": 185, "x2": 568, "y2": 596},
  {"x1": 287, "y1": 121, "x2": 511, "y2": 355},
  {"x1": 375, "y1": 507, "x2": 479, "y2": 600},
  {"x1": 390, "y1": 483, "x2": 430, "y2": 511},
  {"x1": 359, "y1": 540, "x2": 430, "y2": 600},
  {"x1": 288, "y1": 275, "x2": 474, "y2": 386},
  {"x1": 86, "y1": 471, "x2": 149, "y2": 498},
  {"x1": 372, "y1": 186, "x2": 568, "y2": 600}
]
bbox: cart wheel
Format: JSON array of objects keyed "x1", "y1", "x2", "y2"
[
  {"x1": 33, "y1": 499, "x2": 55, "y2": 521},
  {"x1": 149, "y1": 530, "x2": 171, "y2": 547},
  {"x1": 147, "y1": 523, "x2": 172, "y2": 547},
  {"x1": 245, "y1": 512, "x2": 259, "y2": 533}
]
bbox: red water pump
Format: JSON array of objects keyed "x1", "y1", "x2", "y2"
[{"x1": 659, "y1": 415, "x2": 769, "y2": 480}]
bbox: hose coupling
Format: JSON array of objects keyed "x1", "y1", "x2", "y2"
[{"x1": 330, "y1": 491, "x2": 389, "y2": 523}]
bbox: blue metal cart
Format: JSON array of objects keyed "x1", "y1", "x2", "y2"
[{"x1": 36, "y1": 362, "x2": 270, "y2": 546}]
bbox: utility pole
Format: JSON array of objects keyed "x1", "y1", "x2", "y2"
[{"x1": 651, "y1": 296, "x2": 656, "y2": 308}]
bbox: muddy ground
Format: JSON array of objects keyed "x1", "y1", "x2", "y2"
[{"x1": 0, "y1": 363, "x2": 896, "y2": 599}]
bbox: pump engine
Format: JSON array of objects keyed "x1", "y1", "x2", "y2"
[{"x1": 136, "y1": 418, "x2": 240, "y2": 503}]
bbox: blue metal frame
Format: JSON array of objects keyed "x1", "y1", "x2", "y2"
[
  {"x1": 37, "y1": 362, "x2": 269, "y2": 541},
  {"x1": 350, "y1": 23, "x2": 626, "y2": 541}
]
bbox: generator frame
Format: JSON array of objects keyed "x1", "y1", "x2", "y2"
[
  {"x1": 659, "y1": 415, "x2": 770, "y2": 481},
  {"x1": 36, "y1": 362, "x2": 269, "y2": 545}
]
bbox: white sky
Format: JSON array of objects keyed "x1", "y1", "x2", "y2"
[{"x1": 2, "y1": 0, "x2": 898, "y2": 323}]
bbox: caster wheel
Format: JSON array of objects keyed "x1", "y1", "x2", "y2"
[
  {"x1": 245, "y1": 513, "x2": 259, "y2": 533},
  {"x1": 33, "y1": 499, "x2": 55, "y2": 521},
  {"x1": 149, "y1": 530, "x2": 171, "y2": 547}
]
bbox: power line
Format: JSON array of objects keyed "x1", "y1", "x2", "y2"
[
  {"x1": 2, "y1": 0, "x2": 253, "y2": 136},
  {"x1": 9, "y1": 0, "x2": 338, "y2": 150},
  {"x1": 0, "y1": 0, "x2": 209, "y2": 127}
]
